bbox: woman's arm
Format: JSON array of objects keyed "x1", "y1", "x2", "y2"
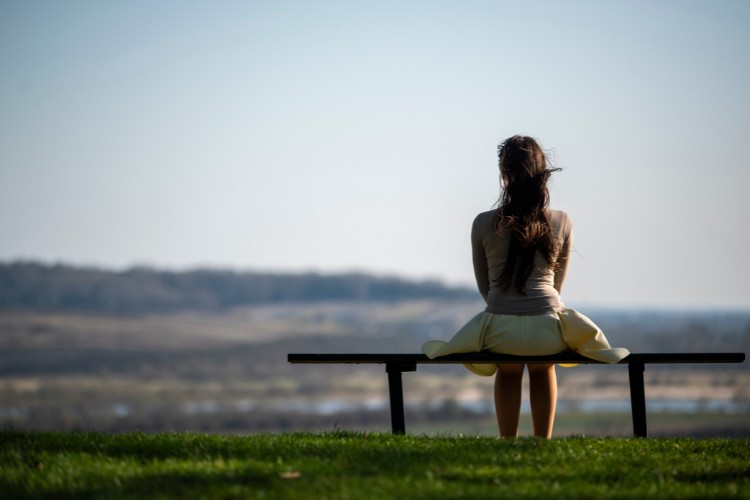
[
  {"x1": 471, "y1": 216, "x2": 490, "y2": 303},
  {"x1": 553, "y1": 224, "x2": 572, "y2": 294}
]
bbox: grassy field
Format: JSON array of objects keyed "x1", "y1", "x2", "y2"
[{"x1": 2, "y1": 431, "x2": 749, "y2": 499}]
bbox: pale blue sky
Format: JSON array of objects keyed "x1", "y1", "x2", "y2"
[{"x1": 1, "y1": 1, "x2": 749, "y2": 309}]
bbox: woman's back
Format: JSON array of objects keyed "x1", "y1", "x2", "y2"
[{"x1": 472, "y1": 208, "x2": 572, "y2": 316}]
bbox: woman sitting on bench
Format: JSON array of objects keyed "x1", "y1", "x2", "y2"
[{"x1": 422, "y1": 135, "x2": 629, "y2": 439}]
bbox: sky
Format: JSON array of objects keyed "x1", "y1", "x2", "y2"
[{"x1": 1, "y1": 0, "x2": 749, "y2": 310}]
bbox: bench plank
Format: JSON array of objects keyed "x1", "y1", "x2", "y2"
[{"x1": 289, "y1": 352, "x2": 745, "y2": 365}]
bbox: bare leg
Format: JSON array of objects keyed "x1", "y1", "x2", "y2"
[
  {"x1": 494, "y1": 363, "x2": 524, "y2": 437},
  {"x1": 527, "y1": 363, "x2": 557, "y2": 439}
]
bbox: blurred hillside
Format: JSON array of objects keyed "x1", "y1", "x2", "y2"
[{"x1": 0, "y1": 261, "x2": 475, "y2": 313}]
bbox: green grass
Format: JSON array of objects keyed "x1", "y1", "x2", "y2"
[{"x1": 2, "y1": 431, "x2": 749, "y2": 499}]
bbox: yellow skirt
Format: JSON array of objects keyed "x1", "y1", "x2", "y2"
[{"x1": 421, "y1": 309, "x2": 630, "y2": 376}]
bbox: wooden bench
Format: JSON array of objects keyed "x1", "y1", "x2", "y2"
[{"x1": 287, "y1": 352, "x2": 745, "y2": 437}]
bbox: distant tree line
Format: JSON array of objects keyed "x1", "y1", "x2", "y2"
[{"x1": 0, "y1": 261, "x2": 476, "y2": 313}]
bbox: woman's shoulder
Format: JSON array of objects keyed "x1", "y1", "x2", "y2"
[
  {"x1": 471, "y1": 210, "x2": 497, "y2": 237},
  {"x1": 473, "y1": 209, "x2": 497, "y2": 224},
  {"x1": 547, "y1": 209, "x2": 573, "y2": 233},
  {"x1": 472, "y1": 210, "x2": 497, "y2": 229},
  {"x1": 547, "y1": 208, "x2": 570, "y2": 222}
]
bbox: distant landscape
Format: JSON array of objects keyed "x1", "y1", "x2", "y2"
[
  {"x1": 1, "y1": 261, "x2": 748, "y2": 437},
  {"x1": 0, "y1": 261, "x2": 474, "y2": 313}
]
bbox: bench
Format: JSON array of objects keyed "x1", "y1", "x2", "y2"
[{"x1": 287, "y1": 352, "x2": 745, "y2": 437}]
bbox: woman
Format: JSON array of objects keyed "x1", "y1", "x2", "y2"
[{"x1": 422, "y1": 135, "x2": 629, "y2": 438}]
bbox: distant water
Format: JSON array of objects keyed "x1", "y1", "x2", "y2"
[
  {"x1": 3, "y1": 398, "x2": 746, "y2": 421},
  {"x1": 256, "y1": 397, "x2": 749, "y2": 416}
]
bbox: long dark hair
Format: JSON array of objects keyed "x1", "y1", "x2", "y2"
[{"x1": 495, "y1": 135, "x2": 561, "y2": 294}]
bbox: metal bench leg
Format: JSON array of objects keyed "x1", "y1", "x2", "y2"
[
  {"x1": 385, "y1": 362, "x2": 416, "y2": 435},
  {"x1": 628, "y1": 362, "x2": 647, "y2": 437}
]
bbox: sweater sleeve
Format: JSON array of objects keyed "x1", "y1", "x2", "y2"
[
  {"x1": 471, "y1": 215, "x2": 490, "y2": 303},
  {"x1": 553, "y1": 217, "x2": 573, "y2": 294}
]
